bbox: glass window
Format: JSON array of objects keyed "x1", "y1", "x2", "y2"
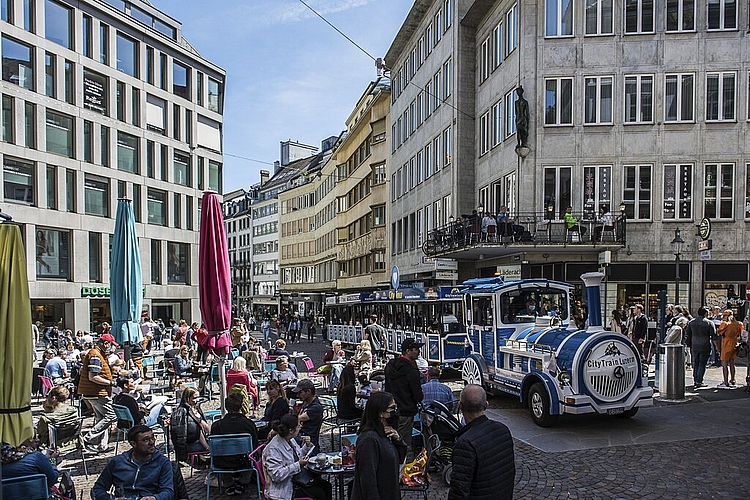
[
  {"x1": 154, "y1": 19, "x2": 175, "y2": 39},
  {"x1": 45, "y1": 0, "x2": 72, "y2": 48},
  {"x1": 373, "y1": 205, "x2": 385, "y2": 226},
  {"x1": 208, "y1": 160, "x2": 221, "y2": 192},
  {"x1": 197, "y1": 157, "x2": 204, "y2": 190},
  {"x1": 89, "y1": 232, "x2": 101, "y2": 282},
  {"x1": 546, "y1": 0, "x2": 574, "y2": 37},
  {"x1": 150, "y1": 239, "x2": 161, "y2": 284},
  {"x1": 100, "y1": 125, "x2": 110, "y2": 166},
  {"x1": 35, "y1": 227, "x2": 70, "y2": 279},
  {"x1": 45, "y1": 110, "x2": 73, "y2": 158},
  {"x1": 173, "y1": 193, "x2": 181, "y2": 228},
  {"x1": 173, "y1": 60, "x2": 189, "y2": 99},
  {"x1": 704, "y1": 163, "x2": 733, "y2": 219},
  {"x1": 131, "y1": 87, "x2": 139, "y2": 126},
  {"x1": 707, "y1": 0, "x2": 736, "y2": 30},
  {"x1": 116, "y1": 32, "x2": 137, "y2": 77},
  {"x1": 478, "y1": 37, "x2": 490, "y2": 84},
  {"x1": 24, "y1": 101, "x2": 35, "y2": 148},
  {"x1": 63, "y1": 60, "x2": 73, "y2": 104},
  {"x1": 492, "y1": 21, "x2": 503, "y2": 69},
  {"x1": 624, "y1": 0, "x2": 654, "y2": 33},
  {"x1": 173, "y1": 152, "x2": 190, "y2": 186},
  {"x1": 665, "y1": 73, "x2": 694, "y2": 122},
  {"x1": 130, "y1": 5, "x2": 151, "y2": 26},
  {"x1": 1, "y1": 94, "x2": 13, "y2": 143},
  {"x1": 159, "y1": 53, "x2": 167, "y2": 90},
  {"x1": 116, "y1": 81, "x2": 125, "y2": 121},
  {"x1": 443, "y1": 127, "x2": 452, "y2": 167},
  {"x1": 585, "y1": 0, "x2": 613, "y2": 35},
  {"x1": 1, "y1": 0, "x2": 11, "y2": 22},
  {"x1": 82, "y1": 14, "x2": 92, "y2": 57},
  {"x1": 478, "y1": 110, "x2": 490, "y2": 156},
  {"x1": 148, "y1": 188, "x2": 166, "y2": 226},
  {"x1": 208, "y1": 77, "x2": 222, "y2": 113},
  {"x1": 45, "y1": 52, "x2": 55, "y2": 98},
  {"x1": 504, "y1": 89, "x2": 517, "y2": 138},
  {"x1": 133, "y1": 184, "x2": 141, "y2": 222},
  {"x1": 666, "y1": 0, "x2": 695, "y2": 32},
  {"x1": 160, "y1": 144, "x2": 168, "y2": 180},
  {"x1": 544, "y1": 77, "x2": 573, "y2": 125},
  {"x1": 582, "y1": 165, "x2": 611, "y2": 218},
  {"x1": 706, "y1": 72, "x2": 735, "y2": 121},
  {"x1": 46, "y1": 165, "x2": 57, "y2": 209},
  {"x1": 99, "y1": 24, "x2": 109, "y2": 65},
  {"x1": 491, "y1": 99, "x2": 503, "y2": 146},
  {"x1": 65, "y1": 169, "x2": 75, "y2": 212},
  {"x1": 663, "y1": 164, "x2": 692, "y2": 220},
  {"x1": 146, "y1": 140, "x2": 155, "y2": 178},
  {"x1": 185, "y1": 109, "x2": 192, "y2": 145},
  {"x1": 83, "y1": 120, "x2": 92, "y2": 162},
  {"x1": 4, "y1": 157, "x2": 34, "y2": 204},
  {"x1": 22, "y1": 0, "x2": 33, "y2": 32},
  {"x1": 83, "y1": 69, "x2": 108, "y2": 115},
  {"x1": 84, "y1": 175, "x2": 109, "y2": 217},
  {"x1": 167, "y1": 242, "x2": 188, "y2": 284},
  {"x1": 585, "y1": 76, "x2": 613, "y2": 124},
  {"x1": 117, "y1": 131, "x2": 139, "y2": 173},
  {"x1": 543, "y1": 166, "x2": 572, "y2": 217},
  {"x1": 624, "y1": 74, "x2": 653, "y2": 123},
  {"x1": 505, "y1": 3, "x2": 518, "y2": 56},
  {"x1": 146, "y1": 46, "x2": 154, "y2": 85},
  {"x1": 196, "y1": 71, "x2": 204, "y2": 106},
  {"x1": 173, "y1": 103, "x2": 180, "y2": 139},
  {"x1": 185, "y1": 195, "x2": 193, "y2": 230},
  {"x1": 2, "y1": 36, "x2": 34, "y2": 90}
]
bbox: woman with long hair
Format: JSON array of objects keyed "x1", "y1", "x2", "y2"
[
  {"x1": 226, "y1": 356, "x2": 259, "y2": 407},
  {"x1": 169, "y1": 387, "x2": 209, "y2": 462},
  {"x1": 353, "y1": 339, "x2": 372, "y2": 372},
  {"x1": 259, "y1": 380, "x2": 290, "y2": 440},
  {"x1": 609, "y1": 310, "x2": 624, "y2": 334},
  {"x1": 350, "y1": 391, "x2": 406, "y2": 500},
  {"x1": 336, "y1": 364, "x2": 361, "y2": 420},
  {"x1": 717, "y1": 310, "x2": 742, "y2": 387},
  {"x1": 262, "y1": 413, "x2": 331, "y2": 500}
]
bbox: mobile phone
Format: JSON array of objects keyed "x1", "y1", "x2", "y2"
[{"x1": 304, "y1": 446, "x2": 315, "y2": 457}]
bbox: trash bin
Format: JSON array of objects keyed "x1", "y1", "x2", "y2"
[{"x1": 658, "y1": 343, "x2": 685, "y2": 399}]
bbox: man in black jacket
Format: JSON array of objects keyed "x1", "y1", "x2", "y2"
[
  {"x1": 449, "y1": 384, "x2": 514, "y2": 500},
  {"x1": 384, "y1": 338, "x2": 424, "y2": 447},
  {"x1": 685, "y1": 307, "x2": 717, "y2": 388},
  {"x1": 630, "y1": 304, "x2": 648, "y2": 360}
]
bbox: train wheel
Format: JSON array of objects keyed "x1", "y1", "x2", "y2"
[
  {"x1": 528, "y1": 382, "x2": 557, "y2": 427},
  {"x1": 461, "y1": 356, "x2": 483, "y2": 386},
  {"x1": 616, "y1": 407, "x2": 639, "y2": 419}
]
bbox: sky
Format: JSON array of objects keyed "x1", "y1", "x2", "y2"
[{"x1": 152, "y1": 0, "x2": 413, "y2": 193}]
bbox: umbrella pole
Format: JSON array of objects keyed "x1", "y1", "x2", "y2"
[
  {"x1": 123, "y1": 343, "x2": 131, "y2": 365},
  {"x1": 218, "y1": 354, "x2": 227, "y2": 416}
]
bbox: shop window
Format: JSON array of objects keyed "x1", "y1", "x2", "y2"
[{"x1": 35, "y1": 227, "x2": 70, "y2": 279}]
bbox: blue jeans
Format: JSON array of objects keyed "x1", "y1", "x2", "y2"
[
  {"x1": 144, "y1": 402, "x2": 165, "y2": 427},
  {"x1": 692, "y1": 349, "x2": 710, "y2": 385}
]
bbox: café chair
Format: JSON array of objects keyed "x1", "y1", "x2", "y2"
[
  {"x1": 301, "y1": 357, "x2": 328, "y2": 387},
  {"x1": 205, "y1": 433, "x2": 257, "y2": 500},
  {"x1": 49, "y1": 418, "x2": 92, "y2": 477},
  {"x1": 1, "y1": 474, "x2": 48, "y2": 500},
  {"x1": 112, "y1": 403, "x2": 169, "y2": 457},
  {"x1": 249, "y1": 444, "x2": 313, "y2": 500},
  {"x1": 38, "y1": 375, "x2": 54, "y2": 399}
]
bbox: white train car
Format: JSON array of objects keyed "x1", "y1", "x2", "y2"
[{"x1": 461, "y1": 272, "x2": 653, "y2": 426}]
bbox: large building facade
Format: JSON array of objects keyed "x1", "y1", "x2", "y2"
[{"x1": 1, "y1": 0, "x2": 225, "y2": 330}]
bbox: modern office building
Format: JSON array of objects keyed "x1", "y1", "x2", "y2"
[{"x1": 1, "y1": 0, "x2": 225, "y2": 331}]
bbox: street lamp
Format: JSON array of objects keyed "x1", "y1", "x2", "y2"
[{"x1": 670, "y1": 228, "x2": 684, "y2": 305}]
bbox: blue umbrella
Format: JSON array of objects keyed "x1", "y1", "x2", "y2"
[{"x1": 110, "y1": 199, "x2": 143, "y2": 356}]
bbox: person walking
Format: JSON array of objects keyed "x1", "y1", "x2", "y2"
[
  {"x1": 630, "y1": 304, "x2": 648, "y2": 361},
  {"x1": 685, "y1": 307, "x2": 717, "y2": 388},
  {"x1": 448, "y1": 384, "x2": 515, "y2": 500},
  {"x1": 384, "y1": 338, "x2": 424, "y2": 447},
  {"x1": 717, "y1": 310, "x2": 742, "y2": 388},
  {"x1": 79, "y1": 334, "x2": 120, "y2": 452}
]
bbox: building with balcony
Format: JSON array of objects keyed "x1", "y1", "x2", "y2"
[{"x1": 1, "y1": 0, "x2": 224, "y2": 330}]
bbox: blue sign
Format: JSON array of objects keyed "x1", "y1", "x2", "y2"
[{"x1": 391, "y1": 266, "x2": 400, "y2": 290}]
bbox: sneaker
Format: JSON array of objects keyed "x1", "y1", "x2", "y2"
[
  {"x1": 717, "y1": 382, "x2": 730, "y2": 389},
  {"x1": 226, "y1": 484, "x2": 245, "y2": 496},
  {"x1": 693, "y1": 382, "x2": 705, "y2": 388}
]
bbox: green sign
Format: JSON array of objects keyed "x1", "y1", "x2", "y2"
[
  {"x1": 699, "y1": 218, "x2": 711, "y2": 240},
  {"x1": 81, "y1": 285, "x2": 146, "y2": 298}
]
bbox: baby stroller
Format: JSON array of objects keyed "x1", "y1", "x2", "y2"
[{"x1": 419, "y1": 400, "x2": 463, "y2": 485}]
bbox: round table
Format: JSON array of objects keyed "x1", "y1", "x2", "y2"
[{"x1": 306, "y1": 452, "x2": 354, "y2": 500}]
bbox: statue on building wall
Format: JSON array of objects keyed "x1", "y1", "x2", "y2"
[{"x1": 515, "y1": 86, "x2": 530, "y2": 148}]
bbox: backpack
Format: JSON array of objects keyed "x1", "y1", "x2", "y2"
[{"x1": 50, "y1": 470, "x2": 76, "y2": 500}]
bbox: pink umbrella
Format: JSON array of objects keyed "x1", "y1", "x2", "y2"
[{"x1": 199, "y1": 192, "x2": 232, "y2": 415}]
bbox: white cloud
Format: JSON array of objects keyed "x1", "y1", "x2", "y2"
[{"x1": 243, "y1": 0, "x2": 375, "y2": 26}]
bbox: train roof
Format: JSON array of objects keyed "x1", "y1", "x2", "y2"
[{"x1": 460, "y1": 277, "x2": 573, "y2": 294}]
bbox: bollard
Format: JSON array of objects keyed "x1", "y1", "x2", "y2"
[{"x1": 658, "y1": 343, "x2": 685, "y2": 399}]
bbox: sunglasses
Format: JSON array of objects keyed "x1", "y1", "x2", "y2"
[{"x1": 386, "y1": 405, "x2": 397, "y2": 412}]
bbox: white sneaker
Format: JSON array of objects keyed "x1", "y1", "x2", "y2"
[{"x1": 717, "y1": 382, "x2": 730, "y2": 389}]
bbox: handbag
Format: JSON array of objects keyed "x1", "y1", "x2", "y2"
[
  {"x1": 289, "y1": 442, "x2": 316, "y2": 487},
  {"x1": 736, "y1": 341, "x2": 749, "y2": 359}
]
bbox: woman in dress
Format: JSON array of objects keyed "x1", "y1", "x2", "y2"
[
  {"x1": 717, "y1": 310, "x2": 742, "y2": 387},
  {"x1": 170, "y1": 387, "x2": 210, "y2": 462},
  {"x1": 350, "y1": 391, "x2": 406, "y2": 500}
]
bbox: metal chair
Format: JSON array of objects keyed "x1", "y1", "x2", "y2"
[
  {"x1": 49, "y1": 418, "x2": 91, "y2": 477},
  {"x1": 205, "y1": 433, "x2": 257, "y2": 500},
  {"x1": 1, "y1": 474, "x2": 48, "y2": 500},
  {"x1": 399, "y1": 434, "x2": 440, "y2": 500},
  {"x1": 600, "y1": 225, "x2": 615, "y2": 241},
  {"x1": 301, "y1": 357, "x2": 328, "y2": 387},
  {"x1": 112, "y1": 403, "x2": 170, "y2": 457}
]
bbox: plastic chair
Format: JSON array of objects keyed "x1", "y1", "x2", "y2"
[
  {"x1": 112, "y1": 403, "x2": 135, "y2": 454},
  {"x1": 400, "y1": 434, "x2": 439, "y2": 500},
  {"x1": 249, "y1": 444, "x2": 313, "y2": 500},
  {"x1": 301, "y1": 357, "x2": 328, "y2": 387},
  {"x1": 49, "y1": 418, "x2": 92, "y2": 477},
  {"x1": 38, "y1": 375, "x2": 54, "y2": 398},
  {"x1": 1, "y1": 474, "x2": 48, "y2": 500},
  {"x1": 205, "y1": 433, "x2": 257, "y2": 500}
]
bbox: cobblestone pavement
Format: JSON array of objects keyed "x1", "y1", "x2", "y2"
[{"x1": 48, "y1": 333, "x2": 750, "y2": 499}]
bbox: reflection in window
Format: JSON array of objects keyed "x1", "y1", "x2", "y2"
[
  {"x1": 148, "y1": 188, "x2": 166, "y2": 226},
  {"x1": 36, "y1": 227, "x2": 70, "y2": 279},
  {"x1": 150, "y1": 239, "x2": 161, "y2": 284},
  {"x1": 24, "y1": 102, "x2": 35, "y2": 148},
  {"x1": 471, "y1": 296, "x2": 494, "y2": 327},
  {"x1": 117, "y1": 131, "x2": 139, "y2": 173},
  {"x1": 174, "y1": 152, "x2": 190, "y2": 186},
  {"x1": 1, "y1": 95, "x2": 13, "y2": 143},
  {"x1": 66, "y1": 169, "x2": 75, "y2": 212},
  {"x1": 89, "y1": 232, "x2": 101, "y2": 282},
  {"x1": 45, "y1": 110, "x2": 74, "y2": 158},
  {"x1": 82, "y1": 14, "x2": 92, "y2": 57},
  {"x1": 167, "y1": 242, "x2": 188, "y2": 283},
  {"x1": 208, "y1": 160, "x2": 221, "y2": 192},
  {"x1": 3, "y1": 157, "x2": 34, "y2": 204},
  {"x1": 208, "y1": 77, "x2": 222, "y2": 112},
  {"x1": 3, "y1": 36, "x2": 34, "y2": 90},
  {"x1": 45, "y1": 0, "x2": 72, "y2": 49},
  {"x1": 116, "y1": 32, "x2": 137, "y2": 77},
  {"x1": 173, "y1": 61, "x2": 189, "y2": 99},
  {"x1": 99, "y1": 24, "x2": 109, "y2": 65},
  {"x1": 84, "y1": 175, "x2": 109, "y2": 217},
  {"x1": 45, "y1": 52, "x2": 55, "y2": 97},
  {"x1": 46, "y1": 165, "x2": 57, "y2": 210}
]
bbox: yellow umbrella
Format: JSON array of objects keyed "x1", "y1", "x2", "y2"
[{"x1": 0, "y1": 223, "x2": 34, "y2": 446}]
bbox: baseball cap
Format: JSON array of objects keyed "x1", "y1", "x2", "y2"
[
  {"x1": 401, "y1": 338, "x2": 425, "y2": 351},
  {"x1": 292, "y1": 379, "x2": 316, "y2": 393},
  {"x1": 100, "y1": 333, "x2": 119, "y2": 346}
]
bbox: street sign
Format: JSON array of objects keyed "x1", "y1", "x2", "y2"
[
  {"x1": 435, "y1": 271, "x2": 458, "y2": 280},
  {"x1": 699, "y1": 249, "x2": 711, "y2": 261},
  {"x1": 699, "y1": 218, "x2": 711, "y2": 240},
  {"x1": 390, "y1": 266, "x2": 400, "y2": 290},
  {"x1": 697, "y1": 239, "x2": 712, "y2": 251},
  {"x1": 598, "y1": 250, "x2": 612, "y2": 265}
]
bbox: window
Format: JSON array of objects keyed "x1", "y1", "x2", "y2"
[
  {"x1": 744, "y1": 166, "x2": 750, "y2": 219},
  {"x1": 131, "y1": 87, "x2": 139, "y2": 126},
  {"x1": 545, "y1": 78, "x2": 573, "y2": 125},
  {"x1": 492, "y1": 21, "x2": 503, "y2": 68},
  {"x1": 443, "y1": 58, "x2": 452, "y2": 98},
  {"x1": 83, "y1": 120, "x2": 92, "y2": 162},
  {"x1": 544, "y1": 166, "x2": 572, "y2": 218},
  {"x1": 4, "y1": 157, "x2": 34, "y2": 204},
  {"x1": 146, "y1": 140, "x2": 155, "y2": 178},
  {"x1": 373, "y1": 205, "x2": 385, "y2": 226},
  {"x1": 582, "y1": 166, "x2": 611, "y2": 218},
  {"x1": 84, "y1": 175, "x2": 109, "y2": 217},
  {"x1": 506, "y1": 4, "x2": 518, "y2": 55},
  {"x1": 116, "y1": 81, "x2": 125, "y2": 121},
  {"x1": 704, "y1": 163, "x2": 733, "y2": 219},
  {"x1": 174, "y1": 152, "x2": 190, "y2": 186},
  {"x1": 117, "y1": 131, "x2": 139, "y2": 173},
  {"x1": 47, "y1": 165, "x2": 57, "y2": 210},
  {"x1": 503, "y1": 172, "x2": 517, "y2": 214},
  {"x1": 65, "y1": 169, "x2": 75, "y2": 212},
  {"x1": 2, "y1": 37, "x2": 34, "y2": 90},
  {"x1": 45, "y1": 110, "x2": 73, "y2": 158},
  {"x1": 173, "y1": 193, "x2": 181, "y2": 228},
  {"x1": 24, "y1": 102, "x2": 35, "y2": 148},
  {"x1": 100, "y1": 125, "x2": 110, "y2": 166},
  {"x1": 167, "y1": 242, "x2": 188, "y2": 284},
  {"x1": 63, "y1": 60, "x2": 73, "y2": 104},
  {"x1": 505, "y1": 89, "x2": 517, "y2": 138},
  {"x1": 133, "y1": 184, "x2": 141, "y2": 223},
  {"x1": 196, "y1": 71, "x2": 204, "y2": 106},
  {"x1": 35, "y1": 228, "x2": 70, "y2": 279},
  {"x1": 45, "y1": 52, "x2": 56, "y2": 98},
  {"x1": 159, "y1": 53, "x2": 167, "y2": 90},
  {"x1": 585, "y1": 0, "x2": 613, "y2": 34},
  {"x1": 45, "y1": 0, "x2": 72, "y2": 48},
  {"x1": 173, "y1": 104, "x2": 180, "y2": 139},
  {"x1": 173, "y1": 61, "x2": 189, "y2": 100},
  {"x1": 624, "y1": 74, "x2": 653, "y2": 123},
  {"x1": 666, "y1": 0, "x2": 695, "y2": 31},
  {"x1": 99, "y1": 24, "x2": 109, "y2": 65},
  {"x1": 444, "y1": 0, "x2": 452, "y2": 30},
  {"x1": 1, "y1": 0, "x2": 11, "y2": 22},
  {"x1": 707, "y1": 0, "x2": 736, "y2": 30},
  {"x1": 208, "y1": 160, "x2": 221, "y2": 192},
  {"x1": 546, "y1": 0, "x2": 574, "y2": 37},
  {"x1": 160, "y1": 144, "x2": 168, "y2": 180},
  {"x1": 585, "y1": 76, "x2": 613, "y2": 124},
  {"x1": 22, "y1": 0, "x2": 33, "y2": 31},
  {"x1": 478, "y1": 37, "x2": 490, "y2": 84},
  {"x1": 185, "y1": 195, "x2": 192, "y2": 230},
  {"x1": 706, "y1": 72, "x2": 735, "y2": 121},
  {"x1": 148, "y1": 188, "x2": 166, "y2": 226},
  {"x1": 663, "y1": 164, "x2": 692, "y2": 220},
  {"x1": 624, "y1": 0, "x2": 654, "y2": 33},
  {"x1": 83, "y1": 69, "x2": 108, "y2": 115},
  {"x1": 82, "y1": 15, "x2": 92, "y2": 57},
  {"x1": 150, "y1": 240, "x2": 161, "y2": 284},
  {"x1": 665, "y1": 73, "x2": 694, "y2": 122},
  {"x1": 479, "y1": 110, "x2": 490, "y2": 156},
  {"x1": 89, "y1": 232, "x2": 101, "y2": 282},
  {"x1": 116, "y1": 33, "x2": 137, "y2": 77},
  {"x1": 1, "y1": 95, "x2": 13, "y2": 143},
  {"x1": 443, "y1": 127, "x2": 452, "y2": 167},
  {"x1": 491, "y1": 99, "x2": 503, "y2": 147}
]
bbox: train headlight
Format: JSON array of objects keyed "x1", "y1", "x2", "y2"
[{"x1": 558, "y1": 369, "x2": 571, "y2": 385}]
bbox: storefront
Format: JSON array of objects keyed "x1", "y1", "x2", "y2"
[
  {"x1": 31, "y1": 300, "x2": 68, "y2": 329},
  {"x1": 702, "y1": 262, "x2": 749, "y2": 321}
]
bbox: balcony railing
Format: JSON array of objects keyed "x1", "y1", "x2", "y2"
[{"x1": 422, "y1": 211, "x2": 626, "y2": 256}]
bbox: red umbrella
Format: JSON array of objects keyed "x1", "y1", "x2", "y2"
[{"x1": 198, "y1": 192, "x2": 232, "y2": 415}]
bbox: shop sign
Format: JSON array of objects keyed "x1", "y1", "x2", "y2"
[
  {"x1": 435, "y1": 271, "x2": 458, "y2": 280},
  {"x1": 81, "y1": 285, "x2": 146, "y2": 298},
  {"x1": 699, "y1": 250, "x2": 711, "y2": 261},
  {"x1": 699, "y1": 218, "x2": 711, "y2": 240},
  {"x1": 746, "y1": 282, "x2": 750, "y2": 301},
  {"x1": 496, "y1": 265, "x2": 522, "y2": 282}
]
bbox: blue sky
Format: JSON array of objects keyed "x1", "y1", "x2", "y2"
[{"x1": 152, "y1": 0, "x2": 412, "y2": 193}]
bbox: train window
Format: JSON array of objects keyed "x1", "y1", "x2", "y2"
[
  {"x1": 499, "y1": 288, "x2": 569, "y2": 323},
  {"x1": 473, "y1": 295, "x2": 494, "y2": 327}
]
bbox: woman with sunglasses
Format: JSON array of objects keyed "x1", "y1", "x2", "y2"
[{"x1": 350, "y1": 391, "x2": 407, "y2": 500}]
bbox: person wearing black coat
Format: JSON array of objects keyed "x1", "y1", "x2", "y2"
[
  {"x1": 384, "y1": 338, "x2": 424, "y2": 446},
  {"x1": 448, "y1": 384, "x2": 514, "y2": 500},
  {"x1": 170, "y1": 387, "x2": 209, "y2": 462}
]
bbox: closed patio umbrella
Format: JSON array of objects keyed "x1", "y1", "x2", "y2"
[
  {"x1": 110, "y1": 199, "x2": 143, "y2": 363},
  {"x1": 0, "y1": 220, "x2": 34, "y2": 446},
  {"x1": 198, "y1": 192, "x2": 232, "y2": 416}
]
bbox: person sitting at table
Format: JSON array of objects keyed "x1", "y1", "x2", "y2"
[
  {"x1": 270, "y1": 339, "x2": 291, "y2": 358},
  {"x1": 260, "y1": 380, "x2": 290, "y2": 440},
  {"x1": 293, "y1": 379, "x2": 325, "y2": 453},
  {"x1": 114, "y1": 378, "x2": 168, "y2": 428},
  {"x1": 173, "y1": 345, "x2": 193, "y2": 377},
  {"x1": 45, "y1": 349, "x2": 70, "y2": 384},
  {"x1": 322, "y1": 340, "x2": 346, "y2": 393},
  {"x1": 564, "y1": 205, "x2": 587, "y2": 237},
  {"x1": 37, "y1": 385, "x2": 78, "y2": 448},
  {"x1": 349, "y1": 391, "x2": 407, "y2": 500},
  {"x1": 270, "y1": 356, "x2": 298, "y2": 394},
  {"x1": 1, "y1": 436, "x2": 60, "y2": 495},
  {"x1": 226, "y1": 356, "x2": 259, "y2": 408},
  {"x1": 353, "y1": 339, "x2": 372, "y2": 374},
  {"x1": 594, "y1": 206, "x2": 614, "y2": 241},
  {"x1": 336, "y1": 365, "x2": 362, "y2": 421},
  {"x1": 170, "y1": 387, "x2": 209, "y2": 463},
  {"x1": 262, "y1": 413, "x2": 332, "y2": 500}
]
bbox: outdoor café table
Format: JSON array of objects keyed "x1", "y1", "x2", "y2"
[
  {"x1": 288, "y1": 352, "x2": 306, "y2": 372},
  {"x1": 306, "y1": 452, "x2": 353, "y2": 500}
]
